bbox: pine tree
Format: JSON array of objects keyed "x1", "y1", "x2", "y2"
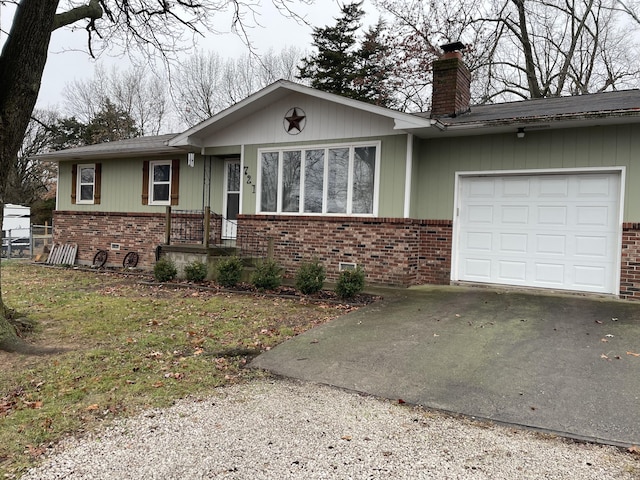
[{"x1": 298, "y1": 2, "x2": 395, "y2": 107}]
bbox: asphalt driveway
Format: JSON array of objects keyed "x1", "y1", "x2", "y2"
[{"x1": 251, "y1": 285, "x2": 640, "y2": 447}]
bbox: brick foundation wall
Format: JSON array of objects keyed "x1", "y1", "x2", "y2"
[
  {"x1": 52, "y1": 211, "x2": 640, "y2": 297},
  {"x1": 238, "y1": 215, "x2": 453, "y2": 287},
  {"x1": 620, "y1": 223, "x2": 640, "y2": 300},
  {"x1": 53, "y1": 211, "x2": 223, "y2": 270}
]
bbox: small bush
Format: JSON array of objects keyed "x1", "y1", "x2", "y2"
[
  {"x1": 335, "y1": 266, "x2": 365, "y2": 299},
  {"x1": 251, "y1": 259, "x2": 282, "y2": 290},
  {"x1": 295, "y1": 259, "x2": 326, "y2": 295},
  {"x1": 216, "y1": 256, "x2": 243, "y2": 288},
  {"x1": 154, "y1": 257, "x2": 177, "y2": 282},
  {"x1": 184, "y1": 260, "x2": 208, "y2": 282}
]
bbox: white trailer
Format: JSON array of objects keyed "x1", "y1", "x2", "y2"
[{"x1": 2, "y1": 203, "x2": 31, "y2": 256}]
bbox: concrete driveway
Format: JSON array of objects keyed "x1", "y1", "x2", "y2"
[{"x1": 251, "y1": 285, "x2": 640, "y2": 447}]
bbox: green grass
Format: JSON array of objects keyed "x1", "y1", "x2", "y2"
[{"x1": 0, "y1": 262, "x2": 349, "y2": 478}]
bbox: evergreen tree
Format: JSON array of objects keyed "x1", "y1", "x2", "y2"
[
  {"x1": 298, "y1": 2, "x2": 395, "y2": 107},
  {"x1": 50, "y1": 99, "x2": 140, "y2": 151},
  {"x1": 353, "y1": 21, "x2": 395, "y2": 107}
]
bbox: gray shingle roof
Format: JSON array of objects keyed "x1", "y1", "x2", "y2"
[
  {"x1": 37, "y1": 133, "x2": 183, "y2": 162},
  {"x1": 418, "y1": 90, "x2": 640, "y2": 126}
]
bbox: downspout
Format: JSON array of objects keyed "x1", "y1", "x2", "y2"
[{"x1": 403, "y1": 134, "x2": 413, "y2": 218}]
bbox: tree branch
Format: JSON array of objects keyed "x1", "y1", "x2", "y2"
[{"x1": 53, "y1": 0, "x2": 103, "y2": 31}]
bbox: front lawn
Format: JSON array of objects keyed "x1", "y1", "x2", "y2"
[{"x1": 0, "y1": 262, "x2": 357, "y2": 478}]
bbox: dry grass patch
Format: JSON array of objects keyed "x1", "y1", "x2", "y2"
[{"x1": 0, "y1": 262, "x2": 358, "y2": 478}]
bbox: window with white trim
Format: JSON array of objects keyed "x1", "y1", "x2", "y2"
[
  {"x1": 149, "y1": 160, "x2": 172, "y2": 205},
  {"x1": 77, "y1": 164, "x2": 96, "y2": 204},
  {"x1": 258, "y1": 143, "x2": 379, "y2": 215}
]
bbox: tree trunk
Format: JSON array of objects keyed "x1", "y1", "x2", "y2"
[{"x1": 0, "y1": 0, "x2": 60, "y2": 349}]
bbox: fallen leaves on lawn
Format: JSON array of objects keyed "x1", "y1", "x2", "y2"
[{"x1": 627, "y1": 351, "x2": 640, "y2": 357}]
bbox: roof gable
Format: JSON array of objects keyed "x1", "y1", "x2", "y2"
[{"x1": 168, "y1": 80, "x2": 431, "y2": 148}]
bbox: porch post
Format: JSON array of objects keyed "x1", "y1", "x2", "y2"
[
  {"x1": 203, "y1": 206, "x2": 211, "y2": 248},
  {"x1": 165, "y1": 206, "x2": 171, "y2": 245}
]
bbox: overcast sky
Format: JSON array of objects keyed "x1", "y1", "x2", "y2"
[{"x1": 0, "y1": 1, "x2": 378, "y2": 111}]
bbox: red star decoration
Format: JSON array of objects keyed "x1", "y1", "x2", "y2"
[{"x1": 285, "y1": 108, "x2": 306, "y2": 133}]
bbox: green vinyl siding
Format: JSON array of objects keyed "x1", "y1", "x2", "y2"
[
  {"x1": 58, "y1": 155, "x2": 212, "y2": 213},
  {"x1": 377, "y1": 135, "x2": 408, "y2": 217},
  {"x1": 414, "y1": 124, "x2": 640, "y2": 221}
]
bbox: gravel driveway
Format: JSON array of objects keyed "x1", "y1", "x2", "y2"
[{"x1": 22, "y1": 379, "x2": 639, "y2": 479}]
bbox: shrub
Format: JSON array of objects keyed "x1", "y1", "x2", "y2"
[
  {"x1": 295, "y1": 259, "x2": 326, "y2": 295},
  {"x1": 251, "y1": 259, "x2": 282, "y2": 290},
  {"x1": 184, "y1": 260, "x2": 208, "y2": 282},
  {"x1": 335, "y1": 266, "x2": 365, "y2": 299},
  {"x1": 154, "y1": 257, "x2": 177, "y2": 282},
  {"x1": 216, "y1": 256, "x2": 243, "y2": 288}
]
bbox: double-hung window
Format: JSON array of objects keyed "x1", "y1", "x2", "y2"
[
  {"x1": 71, "y1": 163, "x2": 101, "y2": 205},
  {"x1": 258, "y1": 143, "x2": 379, "y2": 215},
  {"x1": 150, "y1": 161, "x2": 171, "y2": 204},
  {"x1": 142, "y1": 160, "x2": 180, "y2": 206}
]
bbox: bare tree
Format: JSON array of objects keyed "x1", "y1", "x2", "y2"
[
  {"x1": 5, "y1": 110, "x2": 58, "y2": 205},
  {"x1": 374, "y1": 0, "x2": 640, "y2": 108},
  {"x1": 173, "y1": 46, "x2": 305, "y2": 126},
  {"x1": 172, "y1": 50, "x2": 227, "y2": 125},
  {"x1": 0, "y1": 0, "x2": 312, "y2": 351},
  {"x1": 63, "y1": 64, "x2": 169, "y2": 135}
]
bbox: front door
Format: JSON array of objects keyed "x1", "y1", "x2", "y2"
[{"x1": 223, "y1": 160, "x2": 240, "y2": 239}]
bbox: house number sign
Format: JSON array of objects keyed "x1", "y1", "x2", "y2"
[{"x1": 244, "y1": 166, "x2": 256, "y2": 193}]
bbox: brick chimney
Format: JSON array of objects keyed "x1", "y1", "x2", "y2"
[{"x1": 430, "y1": 42, "x2": 471, "y2": 118}]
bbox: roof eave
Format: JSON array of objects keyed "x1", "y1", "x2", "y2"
[
  {"x1": 422, "y1": 110, "x2": 640, "y2": 137},
  {"x1": 36, "y1": 145, "x2": 189, "y2": 163}
]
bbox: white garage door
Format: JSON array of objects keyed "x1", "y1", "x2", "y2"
[{"x1": 454, "y1": 171, "x2": 622, "y2": 294}]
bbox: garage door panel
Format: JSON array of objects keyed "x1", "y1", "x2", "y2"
[
  {"x1": 498, "y1": 261, "x2": 527, "y2": 281},
  {"x1": 574, "y1": 236, "x2": 608, "y2": 257},
  {"x1": 501, "y1": 205, "x2": 529, "y2": 223},
  {"x1": 539, "y1": 177, "x2": 569, "y2": 197},
  {"x1": 463, "y1": 258, "x2": 492, "y2": 280},
  {"x1": 573, "y1": 265, "x2": 607, "y2": 288},
  {"x1": 537, "y1": 206, "x2": 568, "y2": 225},
  {"x1": 577, "y1": 175, "x2": 613, "y2": 197},
  {"x1": 535, "y1": 234, "x2": 566, "y2": 255},
  {"x1": 500, "y1": 233, "x2": 527, "y2": 253},
  {"x1": 467, "y1": 205, "x2": 494, "y2": 223},
  {"x1": 575, "y1": 205, "x2": 612, "y2": 227},
  {"x1": 465, "y1": 231, "x2": 493, "y2": 251},
  {"x1": 456, "y1": 172, "x2": 620, "y2": 294},
  {"x1": 534, "y1": 263, "x2": 565, "y2": 285},
  {"x1": 503, "y1": 178, "x2": 530, "y2": 196},
  {"x1": 468, "y1": 178, "x2": 495, "y2": 196}
]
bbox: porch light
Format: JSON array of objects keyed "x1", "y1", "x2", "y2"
[
  {"x1": 188, "y1": 152, "x2": 195, "y2": 167},
  {"x1": 517, "y1": 127, "x2": 525, "y2": 139}
]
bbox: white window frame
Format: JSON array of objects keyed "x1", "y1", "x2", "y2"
[
  {"x1": 149, "y1": 160, "x2": 172, "y2": 206},
  {"x1": 256, "y1": 141, "x2": 380, "y2": 216},
  {"x1": 76, "y1": 163, "x2": 96, "y2": 204}
]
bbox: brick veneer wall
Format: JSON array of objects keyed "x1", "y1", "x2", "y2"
[
  {"x1": 53, "y1": 211, "x2": 222, "y2": 269},
  {"x1": 238, "y1": 215, "x2": 453, "y2": 287},
  {"x1": 620, "y1": 223, "x2": 640, "y2": 300}
]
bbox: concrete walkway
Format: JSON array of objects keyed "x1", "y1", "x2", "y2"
[{"x1": 251, "y1": 285, "x2": 640, "y2": 447}]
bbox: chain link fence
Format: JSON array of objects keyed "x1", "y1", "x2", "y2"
[{"x1": 1, "y1": 225, "x2": 53, "y2": 259}]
